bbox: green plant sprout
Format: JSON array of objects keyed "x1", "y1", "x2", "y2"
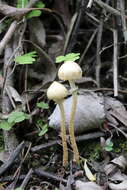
[
  {"x1": 36, "y1": 101, "x2": 49, "y2": 109},
  {"x1": 36, "y1": 120, "x2": 49, "y2": 137},
  {"x1": 0, "y1": 111, "x2": 30, "y2": 131},
  {"x1": 36, "y1": 102, "x2": 49, "y2": 136},
  {"x1": 104, "y1": 138, "x2": 113, "y2": 152},
  {"x1": 17, "y1": 0, "x2": 45, "y2": 18},
  {"x1": 15, "y1": 51, "x2": 37, "y2": 65},
  {"x1": 56, "y1": 53, "x2": 80, "y2": 63}
]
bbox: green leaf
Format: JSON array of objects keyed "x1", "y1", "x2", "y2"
[
  {"x1": 105, "y1": 146, "x2": 113, "y2": 152},
  {"x1": 64, "y1": 53, "x2": 80, "y2": 61},
  {"x1": 104, "y1": 139, "x2": 113, "y2": 152},
  {"x1": 38, "y1": 124, "x2": 48, "y2": 136},
  {"x1": 36, "y1": 102, "x2": 49, "y2": 109},
  {"x1": 17, "y1": 0, "x2": 28, "y2": 8},
  {"x1": 0, "y1": 121, "x2": 13, "y2": 131},
  {"x1": 8, "y1": 111, "x2": 24, "y2": 123},
  {"x1": 15, "y1": 115, "x2": 26, "y2": 123},
  {"x1": 56, "y1": 56, "x2": 65, "y2": 63},
  {"x1": 24, "y1": 114, "x2": 30, "y2": 120},
  {"x1": 15, "y1": 51, "x2": 37, "y2": 65},
  {"x1": 26, "y1": 1, "x2": 45, "y2": 19},
  {"x1": 8, "y1": 111, "x2": 29, "y2": 124},
  {"x1": 15, "y1": 188, "x2": 24, "y2": 190},
  {"x1": 27, "y1": 10, "x2": 42, "y2": 19},
  {"x1": 38, "y1": 127, "x2": 48, "y2": 136},
  {"x1": 55, "y1": 53, "x2": 80, "y2": 63}
]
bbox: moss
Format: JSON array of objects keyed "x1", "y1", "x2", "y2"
[
  {"x1": 113, "y1": 137, "x2": 127, "y2": 154},
  {"x1": 79, "y1": 140, "x2": 101, "y2": 162},
  {"x1": 79, "y1": 136, "x2": 127, "y2": 162}
]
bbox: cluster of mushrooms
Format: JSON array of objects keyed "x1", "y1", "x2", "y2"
[{"x1": 47, "y1": 61, "x2": 82, "y2": 166}]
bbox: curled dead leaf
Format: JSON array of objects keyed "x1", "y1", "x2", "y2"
[
  {"x1": 75, "y1": 180, "x2": 103, "y2": 190},
  {"x1": 111, "y1": 155, "x2": 127, "y2": 170},
  {"x1": 109, "y1": 180, "x2": 127, "y2": 190}
]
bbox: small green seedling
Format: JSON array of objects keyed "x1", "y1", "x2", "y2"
[
  {"x1": 8, "y1": 111, "x2": 30, "y2": 123},
  {"x1": 36, "y1": 120, "x2": 49, "y2": 136},
  {"x1": 17, "y1": 0, "x2": 45, "y2": 18},
  {"x1": 104, "y1": 138, "x2": 113, "y2": 152},
  {"x1": 56, "y1": 53, "x2": 80, "y2": 63},
  {"x1": 38, "y1": 124, "x2": 49, "y2": 136},
  {"x1": 0, "y1": 121, "x2": 13, "y2": 131},
  {"x1": 0, "y1": 111, "x2": 30, "y2": 131},
  {"x1": 36, "y1": 101, "x2": 49, "y2": 109},
  {"x1": 15, "y1": 51, "x2": 37, "y2": 65}
]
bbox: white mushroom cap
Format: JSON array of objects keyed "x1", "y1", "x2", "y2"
[
  {"x1": 58, "y1": 61, "x2": 82, "y2": 81},
  {"x1": 47, "y1": 81, "x2": 68, "y2": 101}
]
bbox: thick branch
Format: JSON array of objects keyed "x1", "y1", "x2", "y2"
[{"x1": 0, "y1": 21, "x2": 17, "y2": 55}]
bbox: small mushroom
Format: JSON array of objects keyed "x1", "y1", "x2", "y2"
[
  {"x1": 58, "y1": 61, "x2": 82, "y2": 163},
  {"x1": 47, "y1": 81, "x2": 68, "y2": 166}
]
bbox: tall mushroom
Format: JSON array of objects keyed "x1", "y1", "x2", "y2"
[
  {"x1": 47, "y1": 81, "x2": 68, "y2": 166},
  {"x1": 58, "y1": 61, "x2": 82, "y2": 163}
]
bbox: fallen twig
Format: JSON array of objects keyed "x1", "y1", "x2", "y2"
[
  {"x1": 0, "y1": 141, "x2": 25, "y2": 175},
  {"x1": 31, "y1": 140, "x2": 59, "y2": 152},
  {"x1": 0, "y1": 175, "x2": 26, "y2": 182},
  {"x1": 34, "y1": 169, "x2": 67, "y2": 183},
  {"x1": 20, "y1": 169, "x2": 33, "y2": 189},
  {"x1": 94, "y1": 0, "x2": 120, "y2": 16}
]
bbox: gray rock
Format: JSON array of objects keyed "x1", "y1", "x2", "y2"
[
  {"x1": 49, "y1": 91, "x2": 127, "y2": 135},
  {"x1": 49, "y1": 92, "x2": 105, "y2": 134}
]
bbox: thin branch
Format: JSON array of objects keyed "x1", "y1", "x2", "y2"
[
  {"x1": 87, "y1": 0, "x2": 94, "y2": 9},
  {"x1": 20, "y1": 169, "x2": 33, "y2": 189},
  {"x1": 34, "y1": 169, "x2": 67, "y2": 183},
  {"x1": 0, "y1": 15, "x2": 8, "y2": 24},
  {"x1": 0, "y1": 141, "x2": 25, "y2": 175},
  {"x1": 0, "y1": 21, "x2": 18, "y2": 55},
  {"x1": 96, "y1": 17, "x2": 103, "y2": 87},
  {"x1": 94, "y1": 0, "x2": 120, "y2": 16},
  {"x1": 113, "y1": 28, "x2": 118, "y2": 97},
  {"x1": 79, "y1": 29, "x2": 97, "y2": 65},
  {"x1": 119, "y1": 0, "x2": 127, "y2": 42}
]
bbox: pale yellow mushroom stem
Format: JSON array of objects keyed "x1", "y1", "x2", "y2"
[
  {"x1": 58, "y1": 100, "x2": 68, "y2": 166},
  {"x1": 69, "y1": 80, "x2": 79, "y2": 163}
]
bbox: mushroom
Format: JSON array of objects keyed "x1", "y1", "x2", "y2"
[
  {"x1": 47, "y1": 81, "x2": 68, "y2": 166},
  {"x1": 58, "y1": 61, "x2": 82, "y2": 163}
]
